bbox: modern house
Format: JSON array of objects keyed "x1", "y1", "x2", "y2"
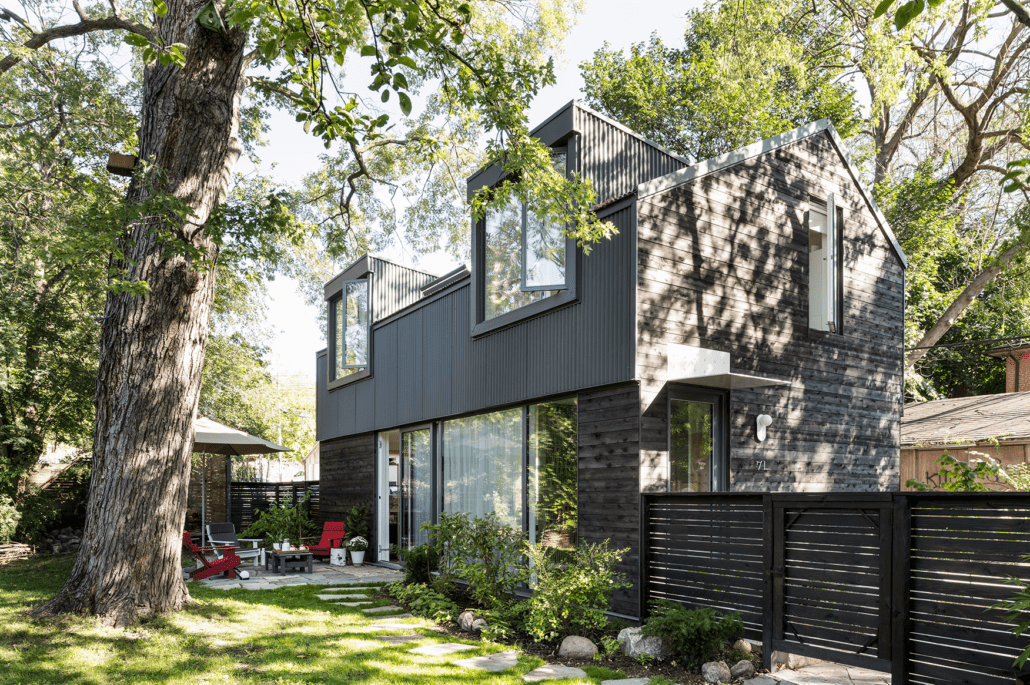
[
  {"x1": 315, "y1": 101, "x2": 906, "y2": 619},
  {"x1": 901, "y1": 341, "x2": 1030, "y2": 489}
]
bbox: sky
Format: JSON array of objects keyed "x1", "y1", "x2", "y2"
[{"x1": 260, "y1": 0, "x2": 700, "y2": 379}]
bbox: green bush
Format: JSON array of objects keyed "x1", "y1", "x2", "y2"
[
  {"x1": 345, "y1": 505, "x2": 370, "y2": 540},
  {"x1": 240, "y1": 494, "x2": 318, "y2": 547},
  {"x1": 522, "y1": 540, "x2": 631, "y2": 642},
  {"x1": 0, "y1": 495, "x2": 20, "y2": 542},
  {"x1": 395, "y1": 543, "x2": 438, "y2": 585},
  {"x1": 422, "y1": 511, "x2": 527, "y2": 609},
  {"x1": 478, "y1": 601, "x2": 530, "y2": 643},
  {"x1": 642, "y1": 601, "x2": 743, "y2": 669},
  {"x1": 13, "y1": 488, "x2": 59, "y2": 543},
  {"x1": 387, "y1": 581, "x2": 459, "y2": 623}
]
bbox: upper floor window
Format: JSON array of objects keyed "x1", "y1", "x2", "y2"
[
  {"x1": 484, "y1": 150, "x2": 568, "y2": 320},
  {"x1": 809, "y1": 195, "x2": 843, "y2": 334},
  {"x1": 330, "y1": 278, "x2": 369, "y2": 381}
]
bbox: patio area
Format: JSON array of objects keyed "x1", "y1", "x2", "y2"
[{"x1": 189, "y1": 558, "x2": 403, "y2": 591}]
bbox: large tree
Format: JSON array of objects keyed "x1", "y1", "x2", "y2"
[{"x1": 2, "y1": 0, "x2": 604, "y2": 625}]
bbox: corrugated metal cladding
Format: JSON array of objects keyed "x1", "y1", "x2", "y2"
[
  {"x1": 573, "y1": 106, "x2": 687, "y2": 205},
  {"x1": 370, "y1": 258, "x2": 436, "y2": 322},
  {"x1": 317, "y1": 203, "x2": 639, "y2": 440}
]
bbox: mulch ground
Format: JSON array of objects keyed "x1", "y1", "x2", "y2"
[{"x1": 377, "y1": 588, "x2": 767, "y2": 684}]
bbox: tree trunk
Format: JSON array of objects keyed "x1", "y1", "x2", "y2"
[
  {"x1": 905, "y1": 242, "x2": 1027, "y2": 370},
  {"x1": 32, "y1": 0, "x2": 247, "y2": 626}
]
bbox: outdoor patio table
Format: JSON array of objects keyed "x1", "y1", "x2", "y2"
[{"x1": 266, "y1": 550, "x2": 313, "y2": 575}]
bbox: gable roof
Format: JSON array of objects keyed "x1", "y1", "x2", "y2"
[
  {"x1": 637, "y1": 119, "x2": 908, "y2": 269},
  {"x1": 901, "y1": 392, "x2": 1030, "y2": 445}
]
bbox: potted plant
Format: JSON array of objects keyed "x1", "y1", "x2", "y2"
[{"x1": 347, "y1": 536, "x2": 368, "y2": 565}]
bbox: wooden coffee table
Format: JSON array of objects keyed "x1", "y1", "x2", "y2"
[{"x1": 266, "y1": 550, "x2": 313, "y2": 575}]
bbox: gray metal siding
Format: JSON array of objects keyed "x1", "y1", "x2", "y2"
[
  {"x1": 372, "y1": 259, "x2": 436, "y2": 322},
  {"x1": 574, "y1": 106, "x2": 687, "y2": 205},
  {"x1": 318, "y1": 204, "x2": 638, "y2": 438}
]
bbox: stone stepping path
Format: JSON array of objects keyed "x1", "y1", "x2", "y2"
[
  {"x1": 333, "y1": 601, "x2": 377, "y2": 607},
  {"x1": 362, "y1": 605, "x2": 405, "y2": 614},
  {"x1": 369, "y1": 622, "x2": 420, "y2": 631},
  {"x1": 407, "y1": 642, "x2": 478, "y2": 656},
  {"x1": 454, "y1": 650, "x2": 521, "y2": 673},
  {"x1": 316, "y1": 594, "x2": 371, "y2": 601},
  {"x1": 522, "y1": 664, "x2": 588, "y2": 682},
  {"x1": 601, "y1": 679, "x2": 655, "y2": 685},
  {"x1": 374, "y1": 634, "x2": 424, "y2": 644}
]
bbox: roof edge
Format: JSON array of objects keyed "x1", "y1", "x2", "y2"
[{"x1": 637, "y1": 119, "x2": 908, "y2": 269}]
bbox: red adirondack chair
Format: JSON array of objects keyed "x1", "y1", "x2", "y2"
[
  {"x1": 182, "y1": 531, "x2": 244, "y2": 580},
  {"x1": 302, "y1": 522, "x2": 346, "y2": 560}
]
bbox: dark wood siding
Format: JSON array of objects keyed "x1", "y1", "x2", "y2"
[
  {"x1": 318, "y1": 433, "x2": 376, "y2": 539},
  {"x1": 636, "y1": 131, "x2": 904, "y2": 492},
  {"x1": 577, "y1": 384, "x2": 642, "y2": 617}
]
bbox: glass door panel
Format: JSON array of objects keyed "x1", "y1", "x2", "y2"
[
  {"x1": 670, "y1": 399, "x2": 715, "y2": 492},
  {"x1": 401, "y1": 428, "x2": 432, "y2": 549}
]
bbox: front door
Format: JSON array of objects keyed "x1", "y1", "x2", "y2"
[{"x1": 668, "y1": 387, "x2": 727, "y2": 492}]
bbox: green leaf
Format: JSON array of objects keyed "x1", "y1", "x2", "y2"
[
  {"x1": 392, "y1": 72, "x2": 408, "y2": 90},
  {"x1": 398, "y1": 92, "x2": 412, "y2": 116},
  {"x1": 396, "y1": 55, "x2": 418, "y2": 69},
  {"x1": 894, "y1": 0, "x2": 923, "y2": 30},
  {"x1": 361, "y1": 45, "x2": 377, "y2": 57},
  {"x1": 303, "y1": 118, "x2": 312, "y2": 134},
  {"x1": 154, "y1": 0, "x2": 168, "y2": 17},
  {"x1": 381, "y1": 89, "x2": 390, "y2": 103},
  {"x1": 124, "y1": 34, "x2": 150, "y2": 48},
  {"x1": 873, "y1": 0, "x2": 894, "y2": 18},
  {"x1": 404, "y1": 11, "x2": 418, "y2": 30}
]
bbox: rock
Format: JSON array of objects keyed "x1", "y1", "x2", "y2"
[
  {"x1": 701, "y1": 661, "x2": 731, "y2": 684},
  {"x1": 471, "y1": 618, "x2": 488, "y2": 631},
  {"x1": 770, "y1": 650, "x2": 823, "y2": 671},
  {"x1": 458, "y1": 611, "x2": 476, "y2": 632},
  {"x1": 50, "y1": 545, "x2": 61, "y2": 555},
  {"x1": 733, "y1": 638, "x2": 752, "y2": 654},
  {"x1": 742, "y1": 677, "x2": 778, "y2": 685},
  {"x1": 558, "y1": 636, "x2": 597, "y2": 659},
  {"x1": 731, "y1": 660, "x2": 755, "y2": 680},
  {"x1": 617, "y1": 627, "x2": 672, "y2": 661}
]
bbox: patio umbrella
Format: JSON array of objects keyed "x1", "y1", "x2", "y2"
[{"x1": 193, "y1": 417, "x2": 291, "y2": 545}]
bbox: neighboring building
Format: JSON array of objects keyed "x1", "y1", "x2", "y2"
[
  {"x1": 315, "y1": 101, "x2": 907, "y2": 619},
  {"x1": 901, "y1": 342, "x2": 1030, "y2": 489},
  {"x1": 302, "y1": 442, "x2": 320, "y2": 481}
]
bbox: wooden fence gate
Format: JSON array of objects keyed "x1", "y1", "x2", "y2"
[{"x1": 641, "y1": 492, "x2": 1030, "y2": 685}]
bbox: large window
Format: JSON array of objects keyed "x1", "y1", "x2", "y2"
[
  {"x1": 442, "y1": 398, "x2": 578, "y2": 544},
  {"x1": 483, "y1": 151, "x2": 568, "y2": 321},
  {"x1": 330, "y1": 278, "x2": 369, "y2": 381},
  {"x1": 809, "y1": 196, "x2": 843, "y2": 334}
]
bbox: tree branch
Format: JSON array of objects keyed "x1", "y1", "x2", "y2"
[
  {"x1": 1001, "y1": 0, "x2": 1030, "y2": 29},
  {"x1": 0, "y1": 13, "x2": 153, "y2": 75}
]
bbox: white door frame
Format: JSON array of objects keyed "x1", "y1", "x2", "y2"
[{"x1": 376, "y1": 433, "x2": 391, "y2": 563}]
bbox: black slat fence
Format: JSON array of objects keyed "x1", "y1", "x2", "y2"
[
  {"x1": 641, "y1": 492, "x2": 1030, "y2": 685},
  {"x1": 228, "y1": 481, "x2": 319, "y2": 532}
]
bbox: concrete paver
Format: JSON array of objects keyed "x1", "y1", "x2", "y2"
[
  {"x1": 375, "y1": 635, "x2": 425, "y2": 644},
  {"x1": 362, "y1": 605, "x2": 404, "y2": 614},
  {"x1": 407, "y1": 642, "x2": 478, "y2": 656},
  {"x1": 522, "y1": 664, "x2": 587, "y2": 682},
  {"x1": 454, "y1": 650, "x2": 521, "y2": 672}
]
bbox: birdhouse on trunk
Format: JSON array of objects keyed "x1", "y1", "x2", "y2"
[{"x1": 106, "y1": 153, "x2": 137, "y2": 177}]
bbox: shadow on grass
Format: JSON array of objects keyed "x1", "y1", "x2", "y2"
[{"x1": 0, "y1": 556, "x2": 620, "y2": 684}]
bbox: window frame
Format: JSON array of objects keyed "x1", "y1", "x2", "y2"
[
  {"x1": 666, "y1": 385, "x2": 729, "y2": 493},
  {"x1": 520, "y1": 148, "x2": 570, "y2": 292},
  {"x1": 326, "y1": 265, "x2": 373, "y2": 391},
  {"x1": 807, "y1": 194, "x2": 845, "y2": 337},
  {"x1": 471, "y1": 137, "x2": 580, "y2": 337}
]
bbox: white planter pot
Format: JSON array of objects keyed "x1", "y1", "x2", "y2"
[
  {"x1": 350, "y1": 550, "x2": 365, "y2": 566},
  {"x1": 330, "y1": 548, "x2": 347, "y2": 566}
]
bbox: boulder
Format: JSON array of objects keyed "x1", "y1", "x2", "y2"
[
  {"x1": 617, "y1": 627, "x2": 673, "y2": 661},
  {"x1": 458, "y1": 611, "x2": 476, "y2": 632},
  {"x1": 558, "y1": 636, "x2": 598, "y2": 659},
  {"x1": 730, "y1": 659, "x2": 755, "y2": 680},
  {"x1": 733, "y1": 638, "x2": 752, "y2": 654},
  {"x1": 701, "y1": 660, "x2": 731, "y2": 684},
  {"x1": 471, "y1": 619, "x2": 488, "y2": 631}
]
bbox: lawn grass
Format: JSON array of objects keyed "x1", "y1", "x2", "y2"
[{"x1": 0, "y1": 555, "x2": 630, "y2": 684}]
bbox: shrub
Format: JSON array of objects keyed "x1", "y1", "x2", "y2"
[
  {"x1": 240, "y1": 494, "x2": 318, "y2": 547},
  {"x1": 13, "y1": 488, "x2": 59, "y2": 543},
  {"x1": 345, "y1": 505, "x2": 370, "y2": 540},
  {"x1": 642, "y1": 601, "x2": 743, "y2": 669},
  {"x1": 0, "y1": 495, "x2": 20, "y2": 542},
  {"x1": 422, "y1": 511, "x2": 527, "y2": 609},
  {"x1": 388, "y1": 581, "x2": 459, "y2": 623},
  {"x1": 395, "y1": 543, "x2": 438, "y2": 585},
  {"x1": 523, "y1": 540, "x2": 631, "y2": 642},
  {"x1": 478, "y1": 601, "x2": 530, "y2": 643}
]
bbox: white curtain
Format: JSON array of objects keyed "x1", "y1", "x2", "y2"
[{"x1": 443, "y1": 408, "x2": 523, "y2": 530}]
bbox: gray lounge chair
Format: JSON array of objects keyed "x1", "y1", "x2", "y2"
[{"x1": 206, "y1": 522, "x2": 262, "y2": 566}]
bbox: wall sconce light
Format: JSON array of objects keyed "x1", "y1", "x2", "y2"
[{"x1": 756, "y1": 414, "x2": 772, "y2": 442}]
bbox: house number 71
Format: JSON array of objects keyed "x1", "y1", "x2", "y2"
[{"x1": 754, "y1": 460, "x2": 768, "y2": 471}]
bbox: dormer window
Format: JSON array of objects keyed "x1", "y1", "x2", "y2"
[
  {"x1": 475, "y1": 146, "x2": 577, "y2": 332},
  {"x1": 330, "y1": 278, "x2": 369, "y2": 381}
]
